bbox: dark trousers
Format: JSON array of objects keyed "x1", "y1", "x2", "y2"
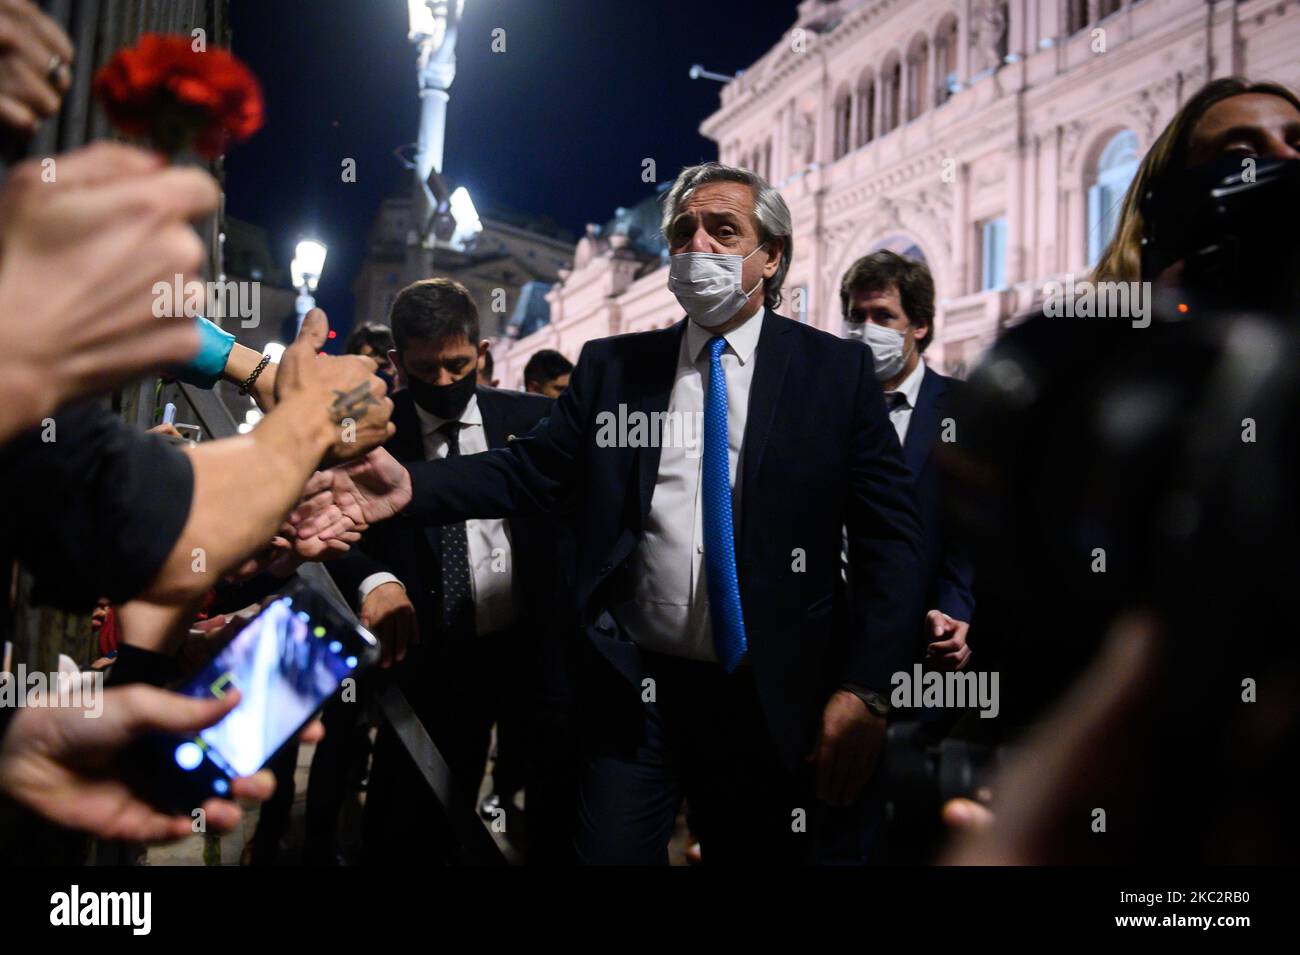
[{"x1": 575, "y1": 651, "x2": 829, "y2": 865}]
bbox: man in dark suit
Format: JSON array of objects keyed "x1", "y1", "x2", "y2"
[
  {"x1": 296, "y1": 163, "x2": 924, "y2": 865},
  {"x1": 327, "y1": 278, "x2": 577, "y2": 864},
  {"x1": 841, "y1": 251, "x2": 975, "y2": 671}
]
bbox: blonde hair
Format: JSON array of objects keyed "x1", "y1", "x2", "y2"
[{"x1": 1091, "y1": 77, "x2": 1300, "y2": 283}]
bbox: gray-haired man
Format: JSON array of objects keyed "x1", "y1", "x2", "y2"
[{"x1": 290, "y1": 162, "x2": 924, "y2": 864}]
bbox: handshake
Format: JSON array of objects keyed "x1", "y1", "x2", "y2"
[{"x1": 287, "y1": 445, "x2": 415, "y2": 552}]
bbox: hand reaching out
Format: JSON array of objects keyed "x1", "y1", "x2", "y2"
[{"x1": 288, "y1": 448, "x2": 413, "y2": 551}]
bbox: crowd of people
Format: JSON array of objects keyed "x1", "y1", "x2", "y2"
[{"x1": 0, "y1": 0, "x2": 1297, "y2": 866}]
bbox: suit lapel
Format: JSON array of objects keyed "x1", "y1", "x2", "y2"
[
  {"x1": 903, "y1": 366, "x2": 944, "y2": 474},
  {"x1": 475, "y1": 387, "x2": 509, "y2": 450},
  {"x1": 738, "y1": 313, "x2": 794, "y2": 530},
  {"x1": 635, "y1": 321, "x2": 687, "y2": 519},
  {"x1": 388, "y1": 393, "x2": 426, "y2": 463}
]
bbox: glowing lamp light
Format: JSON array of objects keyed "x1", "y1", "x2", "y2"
[
  {"x1": 448, "y1": 185, "x2": 482, "y2": 249},
  {"x1": 292, "y1": 239, "x2": 328, "y2": 293},
  {"x1": 408, "y1": 0, "x2": 463, "y2": 42},
  {"x1": 407, "y1": 0, "x2": 438, "y2": 39}
]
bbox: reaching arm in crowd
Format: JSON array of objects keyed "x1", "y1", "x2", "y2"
[
  {"x1": 0, "y1": 310, "x2": 392, "y2": 610},
  {"x1": 288, "y1": 339, "x2": 604, "y2": 544}
]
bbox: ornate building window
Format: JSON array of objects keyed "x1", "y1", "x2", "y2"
[
  {"x1": 905, "y1": 35, "x2": 930, "y2": 121},
  {"x1": 971, "y1": 1, "x2": 1009, "y2": 73},
  {"x1": 1066, "y1": 0, "x2": 1089, "y2": 34},
  {"x1": 833, "y1": 84, "x2": 853, "y2": 159},
  {"x1": 1087, "y1": 128, "x2": 1139, "y2": 264},
  {"x1": 855, "y1": 70, "x2": 875, "y2": 147},
  {"x1": 979, "y1": 216, "x2": 1008, "y2": 290},
  {"x1": 881, "y1": 55, "x2": 901, "y2": 133},
  {"x1": 935, "y1": 15, "x2": 959, "y2": 105}
]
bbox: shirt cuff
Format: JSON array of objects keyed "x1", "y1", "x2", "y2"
[
  {"x1": 358, "y1": 572, "x2": 403, "y2": 606},
  {"x1": 171, "y1": 316, "x2": 236, "y2": 389}
]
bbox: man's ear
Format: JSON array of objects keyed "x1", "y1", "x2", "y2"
[
  {"x1": 763, "y1": 239, "x2": 784, "y2": 278},
  {"x1": 387, "y1": 348, "x2": 405, "y2": 386},
  {"x1": 477, "y1": 339, "x2": 491, "y2": 364}
]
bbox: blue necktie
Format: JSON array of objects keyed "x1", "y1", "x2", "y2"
[{"x1": 702, "y1": 335, "x2": 748, "y2": 672}]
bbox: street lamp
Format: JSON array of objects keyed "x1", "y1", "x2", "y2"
[
  {"x1": 409, "y1": 1, "x2": 465, "y2": 225},
  {"x1": 291, "y1": 238, "x2": 328, "y2": 334}
]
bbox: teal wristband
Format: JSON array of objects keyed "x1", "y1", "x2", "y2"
[{"x1": 172, "y1": 316, "x2": 236, "y2": 389}]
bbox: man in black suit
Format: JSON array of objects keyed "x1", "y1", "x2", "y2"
[
  {"x1": 296, "y1": 163, "x2": 924, "y2": 864},
  {"x1": 841, "y1": 251, "x2": 975, "y2": 671},
  {"x1": 327, "y1": 278, "x2": 576, "y2": 864}
]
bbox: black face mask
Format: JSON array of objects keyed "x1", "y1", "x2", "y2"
[{"x1": 407, "y1": 368, "x2": 477, "y2": 420}]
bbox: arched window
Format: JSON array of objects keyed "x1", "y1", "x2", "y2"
[
  {"x1": 833, "y1": 84, "x2": 852, "y2": 159},
  {"x1": 855, "y1": 70, "x2": 875, "y2": 147},
  {"x1": 994, "y1": 1, "x2": 1009, "y2": 63},
  {"x1": 1066, "y1": 0, "x2": 1088, "y2": 34},
  {"x1": 1087, "y1": 129, "x2": 1140, "y2": 264},
  {"x1": 881, "y1": 55, "x2": 901, "y2": 134},
  {"x1": 906, "y1": 36, "x2": 930, "y2": 121},
  {"x1": 934, "y1": 16, "x2": 959, "y2": 105}
]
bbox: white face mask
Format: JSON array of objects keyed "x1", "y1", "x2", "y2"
[
  {"x1": 847, "y1": 321, "x2": 914, "y2": 383},
  {"x1": 668, "y1": 244, "x2": 766, "y2": 328}
]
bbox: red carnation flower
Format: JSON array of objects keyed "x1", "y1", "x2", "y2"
[{"x1": 92, "y1": 33, "x2": 264, "y2": 159}]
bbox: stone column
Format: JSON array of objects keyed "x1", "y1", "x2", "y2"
[{"x1": 950, "y1": 161, "x2": 970, "y2": 296}]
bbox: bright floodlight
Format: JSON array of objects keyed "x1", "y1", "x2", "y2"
[
  {"x1": 448, "y1": 186, "x2": 482, "y2": 248},
  {"x1": 408, "y1": 0, "x2": 437, "y2": 38},
  {"x1": 409, "y1": 0, "x2": 463, "y2": 41},
  {"x1": 292, "y1": 239, "x2": 328, "y2": 292}
]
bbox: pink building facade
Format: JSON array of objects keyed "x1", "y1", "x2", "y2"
[{"x1": 492, "y1": 0, "x2": 1300, "y2": 385}]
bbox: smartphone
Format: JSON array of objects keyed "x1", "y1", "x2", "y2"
[{"x1": 124, "y1": 579, "x2": 378, "y2": 812}]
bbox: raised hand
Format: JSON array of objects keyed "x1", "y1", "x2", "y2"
[{"x1": 274, "y1": 308, "x2": 394, "y2": 465}]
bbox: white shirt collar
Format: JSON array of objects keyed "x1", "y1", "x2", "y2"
[
  {"x1": 413, "y1": 390, "x2": 482, "y2": 436},
  {"x1": 685, "y1": 306, "x2": 765, "y2": 366},
  {"x1": 889, "y1": 359, "x2": 927, "y2": 410}
]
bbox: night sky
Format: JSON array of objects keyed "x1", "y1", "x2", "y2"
[{"x1": 225, "y1": 0, "x2": 796, "y2": 348}]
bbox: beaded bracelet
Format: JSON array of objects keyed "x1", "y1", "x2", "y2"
[{"x1": 239, "y1": 353, "x2": 273, "y2": 396}]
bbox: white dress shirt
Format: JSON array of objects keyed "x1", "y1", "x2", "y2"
[
  {"x1": 613, "y1": 308, "x2": 765, "y2": 661},
  {"x1": 885, "y1": 359, "x2": 927, "y2": 445},
  {"x1": 358, "y1": 393, "x2": 518, "y2": 637}
]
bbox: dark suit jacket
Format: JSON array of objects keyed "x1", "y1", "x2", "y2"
[
  {"x1": 398, "y1": 314, "x2": 924, "y2": 770},
  {"x1": 329, "y1": 386, "x2": 573, "y2": 648},
  {"x1": 903, "y1": 366, "x2": 976, "y2": 624}
]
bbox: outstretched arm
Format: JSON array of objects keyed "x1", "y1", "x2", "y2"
[{"x1": 291, "y1": 340, "x2": 601, "y2": 541}]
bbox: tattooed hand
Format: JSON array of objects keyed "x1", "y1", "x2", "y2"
[{"x1": 275, "y1": 308, "x2": 394, "y2": 465}]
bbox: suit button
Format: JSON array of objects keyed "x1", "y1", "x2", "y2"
[{"x1": 599, "y1": 563, "x2": 613, "y2": 575}]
